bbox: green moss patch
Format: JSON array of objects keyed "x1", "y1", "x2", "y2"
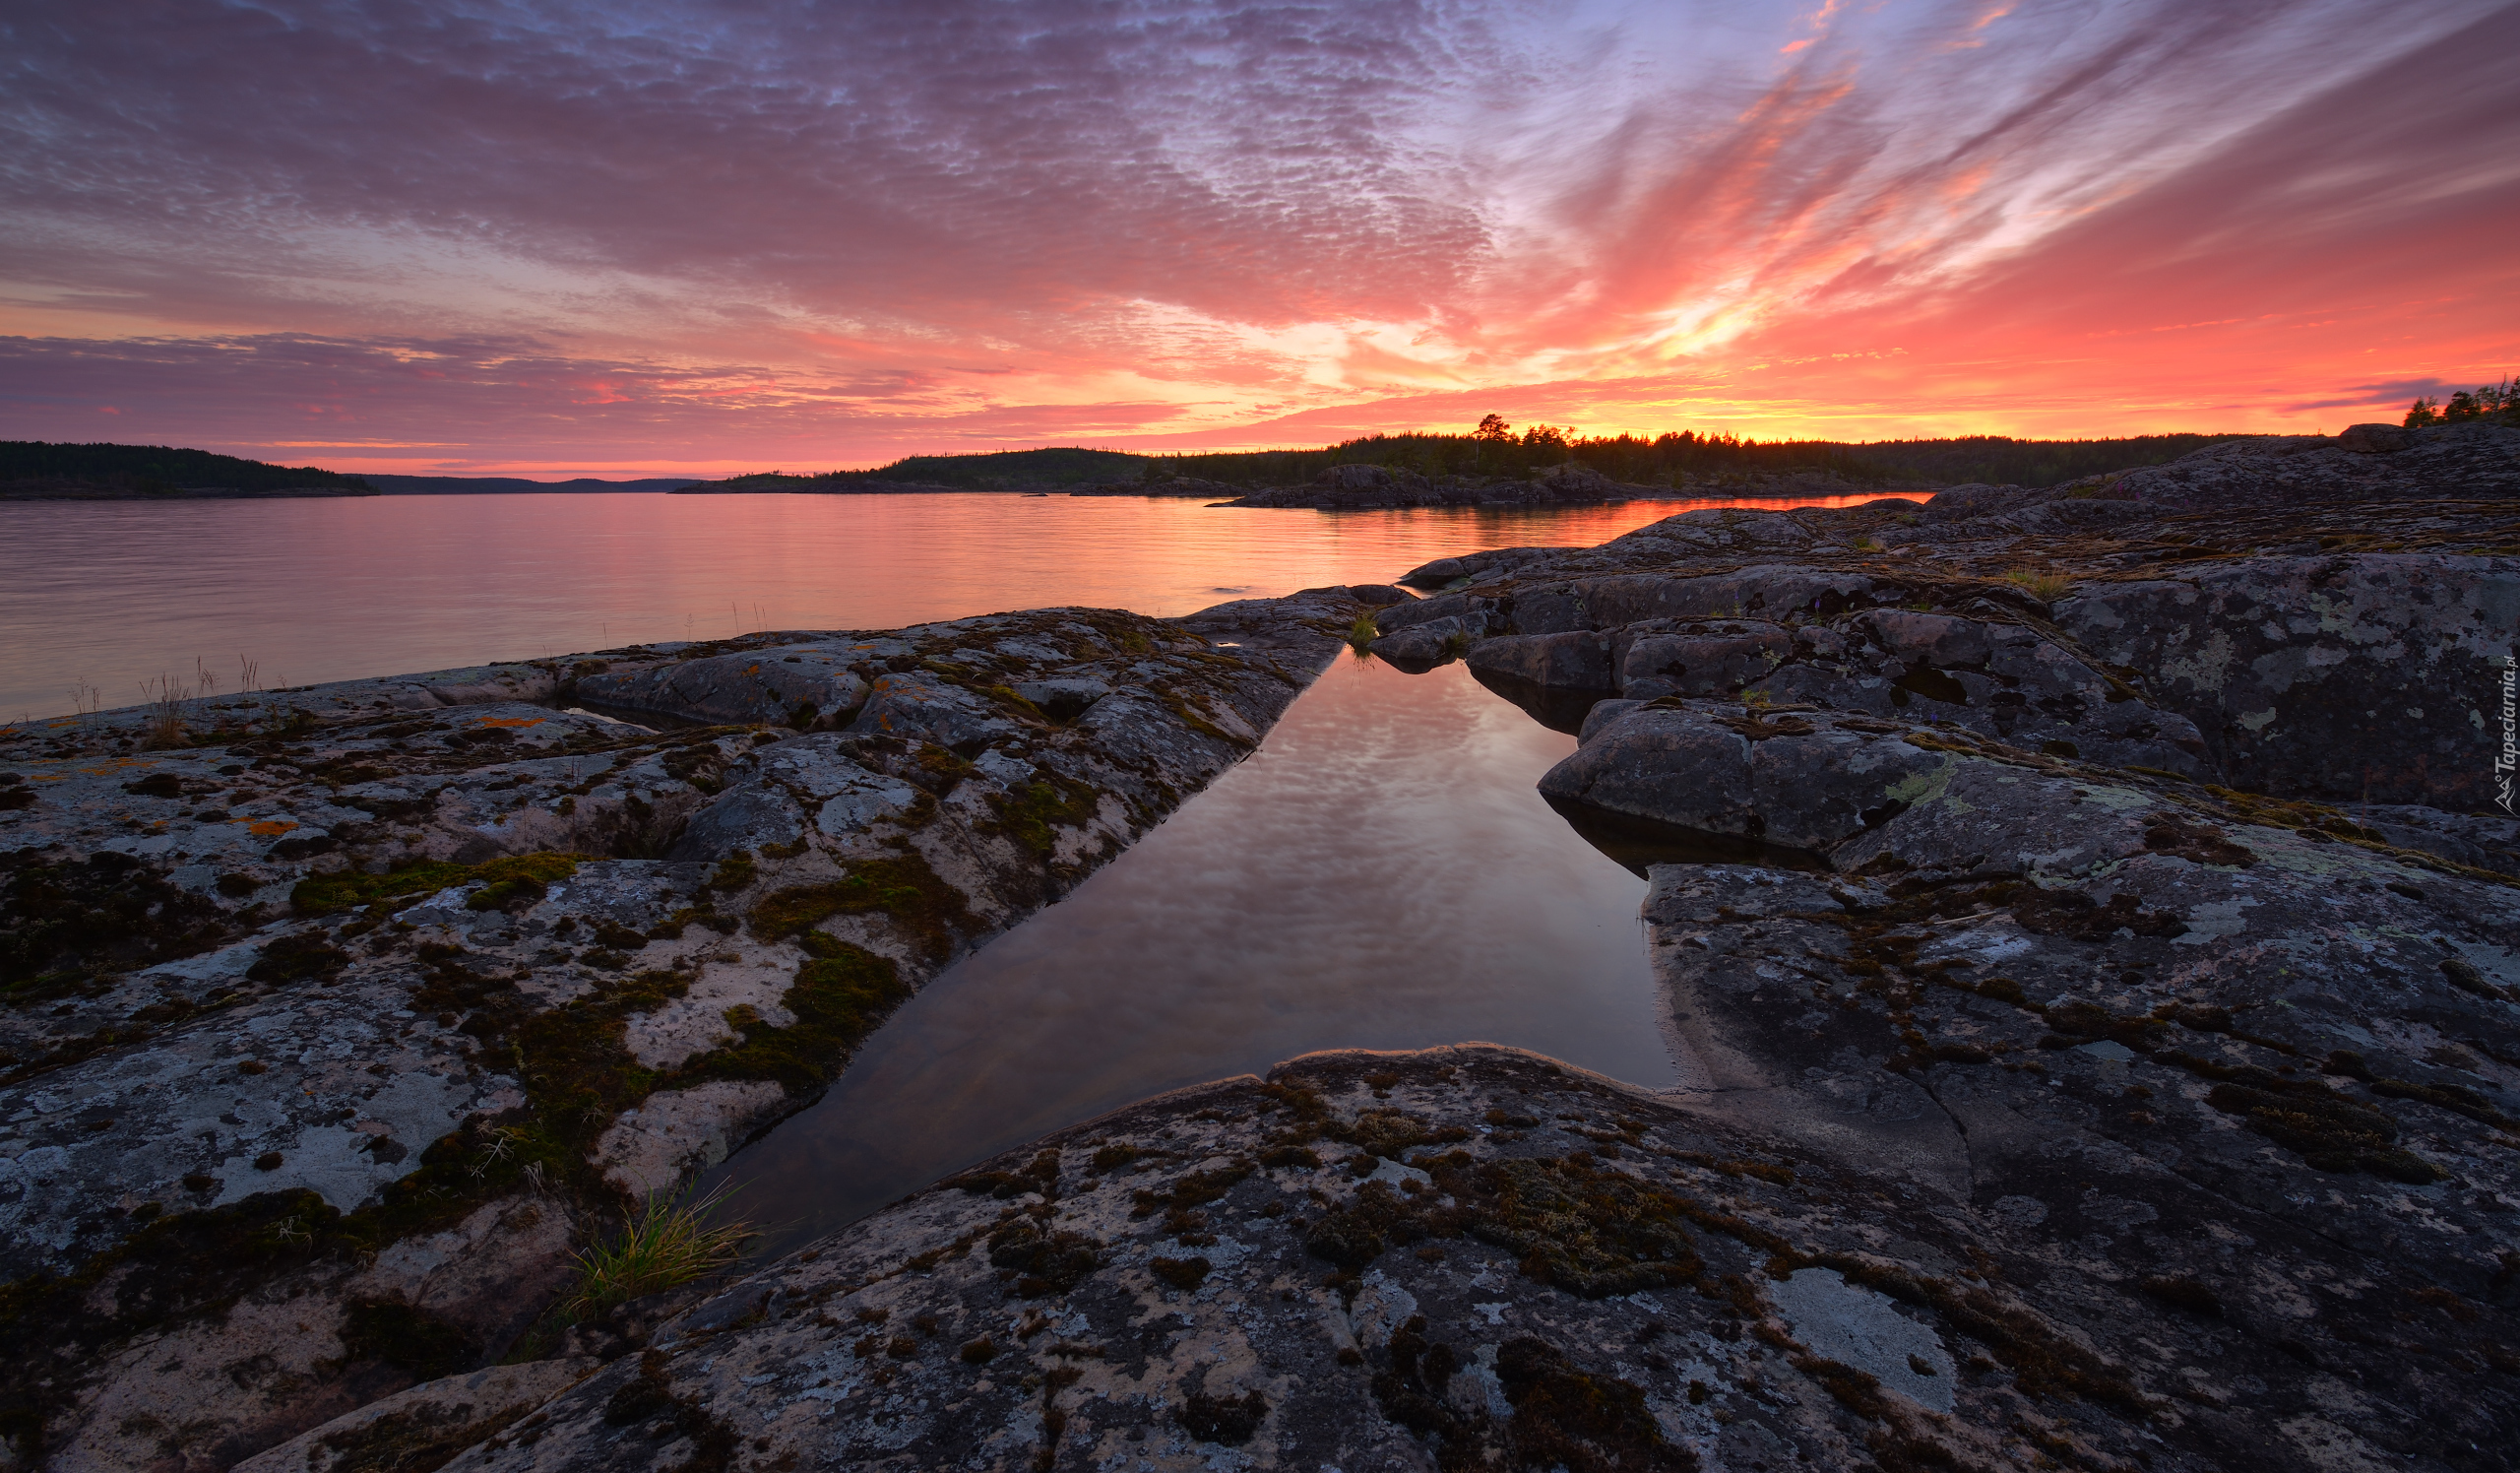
[
  {"x1": 292, "y1": 853, "x2": 580, "y2": 918},
  {"x1": 2, "y1": 851, "x2": 229, "y2": 993},
  {"x1": 746, "y1": 852, "x2": 975, "y2": 963},
  {"x1": 1461, "y1": 1157, "x2": 1704, "y2": 1297},
  {"x1": 2155, "y1": 1049, "x2": 2447, "y2": 1182},
  {"x1": 1498, "y1": 1334, "x2": 1696, "y2": 1473},
  {"x1": 244, "y1": 931, "x2": 350, "y2": 984},
  {"x1": 991, "y1": 775, "x2": 1102, "y2": 857},
  {"x1": 678, "y1": 935, "x2": 911, "y2": 1096}
]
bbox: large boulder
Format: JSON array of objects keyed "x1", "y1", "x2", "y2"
[
  {"x1": 1463, "y1": 629, "x2": 1615, "y2": 693},
  {"x1": 1537, "y1": 703, "x2": 1946, "y2": 858},
  {"x1": 1530, "y1": 461, "x2": 1615, "y2": 501},
  {"x1": 575, "y1": 644, "x2": 870, "y2": 730},
  {"x1": 2056, "y1": 553, "x2": 2516, "y2": 805},
  {"x1": 1367, "y1": 617, "x2": 1471, "y2": 671},
  {"x1": 844, "y1": 670, "x2": 1024, "y2": 753}
]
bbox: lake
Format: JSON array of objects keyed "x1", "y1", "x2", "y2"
[{"x1": 0, "y1": 489, "x2": 1906, "y2": 723}]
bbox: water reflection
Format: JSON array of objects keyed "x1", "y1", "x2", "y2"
[
  {"x1": 0, "y1": 489, "x2": 1918, "y2": 720},
  {"x1": 704, "y1": 655, "x2": 1670, "y2": 1255}
]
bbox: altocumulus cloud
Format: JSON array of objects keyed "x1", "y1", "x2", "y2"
[{"x1": 1, "y1": 0, "x2": 2513, "y2": 468}]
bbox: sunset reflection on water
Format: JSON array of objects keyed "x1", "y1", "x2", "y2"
[{"x1": 0, "y1": 489, "x2": 1920, "y2": 720}]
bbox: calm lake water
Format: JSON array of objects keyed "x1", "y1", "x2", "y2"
[
  {"x1": 2, "y1": 487, "x2": 1909, "y2": 1242},
  {"x1": 0, "y1": 489, "x2": 1905, "y2": 722}
]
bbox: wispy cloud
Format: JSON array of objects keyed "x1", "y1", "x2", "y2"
[{"x1": 0, "y1": 0, "x2": 2512, "y2": 471}]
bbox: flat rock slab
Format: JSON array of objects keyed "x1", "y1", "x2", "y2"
[
  {"x1": 441, "y1": 1046, "x2": 2515, "y2": 1473},
  {"x1": 234, "y1": 1359, "x2": 598, "y2": 1473}
]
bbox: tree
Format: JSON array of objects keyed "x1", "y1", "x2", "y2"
[
  {"x1": 1520, "y1": 422, "x2": 1571, "y2": 451},
  {"x1": 2403, "y1": 397, "x2": 2440, "y2": 427},
  {"x1": 1472, "y1": 414, "x2": 1513, "y2": 442}
]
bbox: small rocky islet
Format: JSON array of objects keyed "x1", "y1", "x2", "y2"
[{"x1": 0, "y1": 424, "x2": 2514, "y2": 1472}]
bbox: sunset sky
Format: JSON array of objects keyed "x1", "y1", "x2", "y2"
[{"x1": 4, "y1": 0, "x2": 2515, "y2": 479}]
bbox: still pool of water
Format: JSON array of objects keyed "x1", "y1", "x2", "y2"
[
  {"x1": 703, "y1": 653, "x2": 1671, "y2": 1257},
  {"x1": 0, "y1": 489, "x2": 1915, "y2": 722}
]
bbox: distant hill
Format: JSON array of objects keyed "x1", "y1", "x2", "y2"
[
  {"x1": 0, "y1": 441, "x2": 375, "y2": 498},
  {"x1": 672, "y1": 449, "x2": 1137, "y2": 493},
  {"x1": 682, "y1": 431, "x2": 2268, "y2": 494},
  {"x1": 1846, "y1": 434, "x2": 2258, "y2": 488},
  {"x1": 673, "y1": 474, "x2": 971, "y2": 494},
  {"x1": 361, "y1": 475, "x2": 699, "y2": 494}
]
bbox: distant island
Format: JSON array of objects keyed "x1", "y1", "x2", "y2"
[
  {"x1": 0, "y1": 443, "x2": 703, "y2": 499},
  {"x1": 357, "y1": 473, "x2": 700, "y2": 494},
  {"x1": 671, "y1": 422, "x2": 2279, "y2": 500},
  {"x1": 0, "y1": 440, "x2": 378, "y2": 499},
  {"x1": 26, "y1": 382, "x2": 2514, "y2": 506}
]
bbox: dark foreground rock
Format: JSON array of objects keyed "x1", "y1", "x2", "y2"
[
  {"x1": 410, "y1": 1044, "x2": 2511, "y2": 1473},
  {"x1": 0, "y1": 588, "x2": 1382, "y2": 1470}
]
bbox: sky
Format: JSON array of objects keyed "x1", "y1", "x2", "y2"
[{"x1": 3, "y1": 0, "x2": 2515, "y2": 479}]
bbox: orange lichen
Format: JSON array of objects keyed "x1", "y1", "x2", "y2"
[
  {"x1": 476, "y1": 717, "x2": 546, "y2": 729},
  {"x1": 247, "y1": 820, "x2": 299, "y2": 836}
]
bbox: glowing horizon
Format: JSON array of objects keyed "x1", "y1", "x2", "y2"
[{"x1": 4, "y1": 0, "x2": 2514, "y2": 480}]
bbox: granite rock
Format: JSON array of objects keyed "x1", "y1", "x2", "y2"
[
  {"x1": 575, "y1": 646, "x2": 870, "y2": 731},
  {"x1": 433, "y1": 1045, "x2": 2518, "y2": 1473},
  {"x1": 0, "y1": 592, "x2": 1369, "y2": 1468},
  {"x1": 231, "y1": 1360, "x2": 598, "y2": 1473}
]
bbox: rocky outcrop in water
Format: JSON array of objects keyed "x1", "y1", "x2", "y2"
[{"x1": 0, "y1": 588, "x2": 1384, "y2": 1469}]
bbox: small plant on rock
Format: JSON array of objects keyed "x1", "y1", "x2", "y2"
[
  {"x1": 1347, "y1": 613, "x2": 1378, "y2": 652},
  {"x1": 2004, "y1": 567, "x2": 2073, "y2": 602},
  {"x1": 138, "y1": 672, "x2": 191, "y2": 749},
  {"x1": 561, "y1": 1184, "x2": 752, "y2": 1321}
]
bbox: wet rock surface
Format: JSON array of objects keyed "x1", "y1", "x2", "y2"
[{"x1": 0, "y1": 589, "x2": 1376, "y2": 1468}]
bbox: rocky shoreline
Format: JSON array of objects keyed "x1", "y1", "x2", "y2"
[
  {"x1": 0, "y1": 585, "x2": 1396, "y2": 1469},
  {"x1": 3, "y1": 423, "x2": 2516, "y2": 1472}
]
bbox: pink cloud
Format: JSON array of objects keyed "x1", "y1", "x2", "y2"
[{"x1": 0, "y1": 0, "x2": 2510, "y2": 468}]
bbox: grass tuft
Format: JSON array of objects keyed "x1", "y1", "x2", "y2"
[
  {"x1": 2003, "y1": 567, "x2": 2073, "y2": 602},
  {"x1": 561, "y1": 1185, "x2": 752, "y2": 1321},
  {"x1": 1347, "y1": 613, "x2": 1378, "y2": 651}
]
